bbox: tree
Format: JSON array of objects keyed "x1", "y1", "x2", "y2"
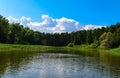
[
  {"x1": 33, "y1": 32, "x2": 41, "y2": 45},
  {"x1": 8, "y1": 23, "x2": 25, "y2": 44},
  {"x1": 113, "y1": 27, "x2": 120, "y2": 47},
  {"x1": 0, "y1": 15, "x2": 9, "y2": 43},
  {"x1": 86, "y1": 30, "x2": 93, "y2": 44},
  {"x1": 24, "y1": 29, "x2": 34, "y2": 44},
  {"x1": 0, "y1": 15, "x2": 120, "y2": 48},
  {"x1": 99, "y1": 32, "x2": 114, "y2": 48}
]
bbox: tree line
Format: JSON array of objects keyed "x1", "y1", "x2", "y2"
[{"x1": 0, "y1": 15, "x2": 120, "y2": 48}]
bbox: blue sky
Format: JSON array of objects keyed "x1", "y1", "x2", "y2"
[{"x1": 0, "y1": 0, "x2": 120, "y2": 32}]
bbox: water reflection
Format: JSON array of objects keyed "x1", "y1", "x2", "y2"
[
  {"x1": 0, "y1": 51, "x2": 119, "y2": 78},
  {"x1": 99, "y1": 52, "x2": 120, "y2": 78}
]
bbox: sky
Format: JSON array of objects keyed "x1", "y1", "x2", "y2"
[{"x1": 0, "y1": 0, "x2": 120, "y2": 33}]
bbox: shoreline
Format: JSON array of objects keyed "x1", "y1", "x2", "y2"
[{"x1": 0, "y1": 44, "x2": 120, "y2": 56}]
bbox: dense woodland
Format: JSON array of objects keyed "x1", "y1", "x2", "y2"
[{"x1": 0, "y1": 15, "x2": 120, "y2": 48}]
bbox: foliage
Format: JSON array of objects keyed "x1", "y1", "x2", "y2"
[
  {"x1": 67, "y1": 43, "x2": 74, "y2": 47},
  {"x1": 0, "y1": 15, "x2": 9, "y2": 43},
  {"x1": 90, "y1": 41, "x2": 99, "y2": 48},
  {"x1": 99, "y1": 32, "x2": 112, "y2": 48}
]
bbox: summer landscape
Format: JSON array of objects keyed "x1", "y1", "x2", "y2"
[{"x1": 0, "y1": 0, "x2": 120, "y2": 78}]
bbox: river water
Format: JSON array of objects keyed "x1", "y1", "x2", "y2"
[{"x1": 0, "y1": 51, "x2": 120, "y2": 78}]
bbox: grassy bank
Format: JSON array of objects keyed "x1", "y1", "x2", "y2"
[
  {"x1": 0, "y1": 44, "x2": 64, "y2": 52},
  {"x1": 108, "y1": 47, "x2": 120, "y2": 56},
  {"x1": 0, "y1": 44, "x2": 120, "y2": 56},
  {"x1": 66, "y1": 44, "x2": 120, "y2": 56}
]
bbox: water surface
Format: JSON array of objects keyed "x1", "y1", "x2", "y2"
[{"x1": 0, "y1": 51, "x2": 120, "y2": 78}]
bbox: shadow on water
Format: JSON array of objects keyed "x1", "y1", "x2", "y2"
[{"x1": 0, "y1": 50, "x2": 120, "y2": 78}]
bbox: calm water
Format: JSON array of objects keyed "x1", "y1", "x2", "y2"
[{"x1": 0, "y1": 51, "x2": 120, "y2": 78}]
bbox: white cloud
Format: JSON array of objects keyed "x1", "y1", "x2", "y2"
[
  {"x1": 20, "y1": 16, "x2": 31, "y2": 26},
  {"x1": 6, "y1": 16, "x2": 19, "y2": 23},
  {"x1": 6, "y1": 15, "x2": 106, "y2": 33},
  {"x1": 83, "y1": 24, "x2": 105, "y2": 30},
  {"x1": 6, "y1": 16, "x2": 31, "y2": 27}
]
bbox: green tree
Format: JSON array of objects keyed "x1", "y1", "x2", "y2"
[
  {"x1": 24, "y1": 29, "x2": 34, "y2": 44},
  {"x1": 8, "y1": 23, "x2": 24, "y2": 44},
  {"x1": 86, "y1": 30, "x2": 93, "y2": 44},
  {"x1": 33, "y1": 32, "x2": 41, "y2": 45},
  {"x1": 0, "y1": 15, "x2": 9, "y2": 43},
  {"x1": 99, "y1": 32, "x2": 114, "y2": 48}
]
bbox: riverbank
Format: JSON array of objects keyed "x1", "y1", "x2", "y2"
[
  {"x1": 70, "y1": 44, "x2": 120, "y2": 56},
  {"x1": 0, "y1": 44, "x2": 64, "y2": 52},
  {"x1": 0, "y1": 44, "x2": 120, "y2": 56},
  {"x1": 108, "y1": 47, "x2": 120, "y2": 56}
]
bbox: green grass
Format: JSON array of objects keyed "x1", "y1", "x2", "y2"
[
  {"x1": 0, "y1": 43, "x2": 64, "y2": 52},
  {"x1": 108, "y1": 47, "x2": 120, "y2": 56},
  {"x1": 0, "y1": 43, "x2": 120, "y2": 56},
  {"x1": 66, "y1": 44, "x2": 120, "y2": 56}
]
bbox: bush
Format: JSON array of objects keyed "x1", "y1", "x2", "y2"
[
  {"x1": 99, "y1": 32, "x2": 114, "y2": 48},
  {"x1": 67, "y1": 43, "x2": 74, "y2": 47},
  {"x1": 90, "y1": 41, "x2": 99, "y2": 48}
]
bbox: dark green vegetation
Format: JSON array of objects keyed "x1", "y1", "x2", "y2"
[{"x1": 0, "y1": 15, "x2": 120, "y2": 49}]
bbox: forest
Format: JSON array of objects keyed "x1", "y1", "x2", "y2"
[{"x1": 0, "y1": 15, "x2": 120, "y2": 48}]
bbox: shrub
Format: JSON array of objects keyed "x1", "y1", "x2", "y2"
[
  {"x1": 99, "y1": 32, "x2": 114, "y2": 48},
  {"x1": 90, "y1": 41, "x2": 99, "y2": 48},
  {"x1": 67, "y1": 43, "x2": 74, "y2": 47}
]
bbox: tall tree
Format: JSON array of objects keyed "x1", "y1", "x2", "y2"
[
  {"x1": 0, "y1": 15, "x2": 9, "y2": 43},
  {"x1": 99, "y1": 32, "x2": 114, "y2": 48},
  {"x1": 86, "y1": 30, "x2": 93, "y2": 44},
  {"x1": 8, "y1": 23, "x2": 24, "y2": 44}
]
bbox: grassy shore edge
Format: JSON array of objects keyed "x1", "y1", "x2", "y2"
[{"x1": 0, "y1": 44, "x2": 120, "y2": 56}]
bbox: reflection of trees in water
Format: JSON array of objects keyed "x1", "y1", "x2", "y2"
[
  {"x1": 99, "y1": 52, "x2": 120, "y2": 77},
  {"x1": 69, "y1": 50, "x2": 120, "y2": 78},
  {"x1": 0, "y1": 53, "x2": 10, "y2": 77},
  {"x1": 0, "y1": 52, "x2": 32, "y2": 77}
]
